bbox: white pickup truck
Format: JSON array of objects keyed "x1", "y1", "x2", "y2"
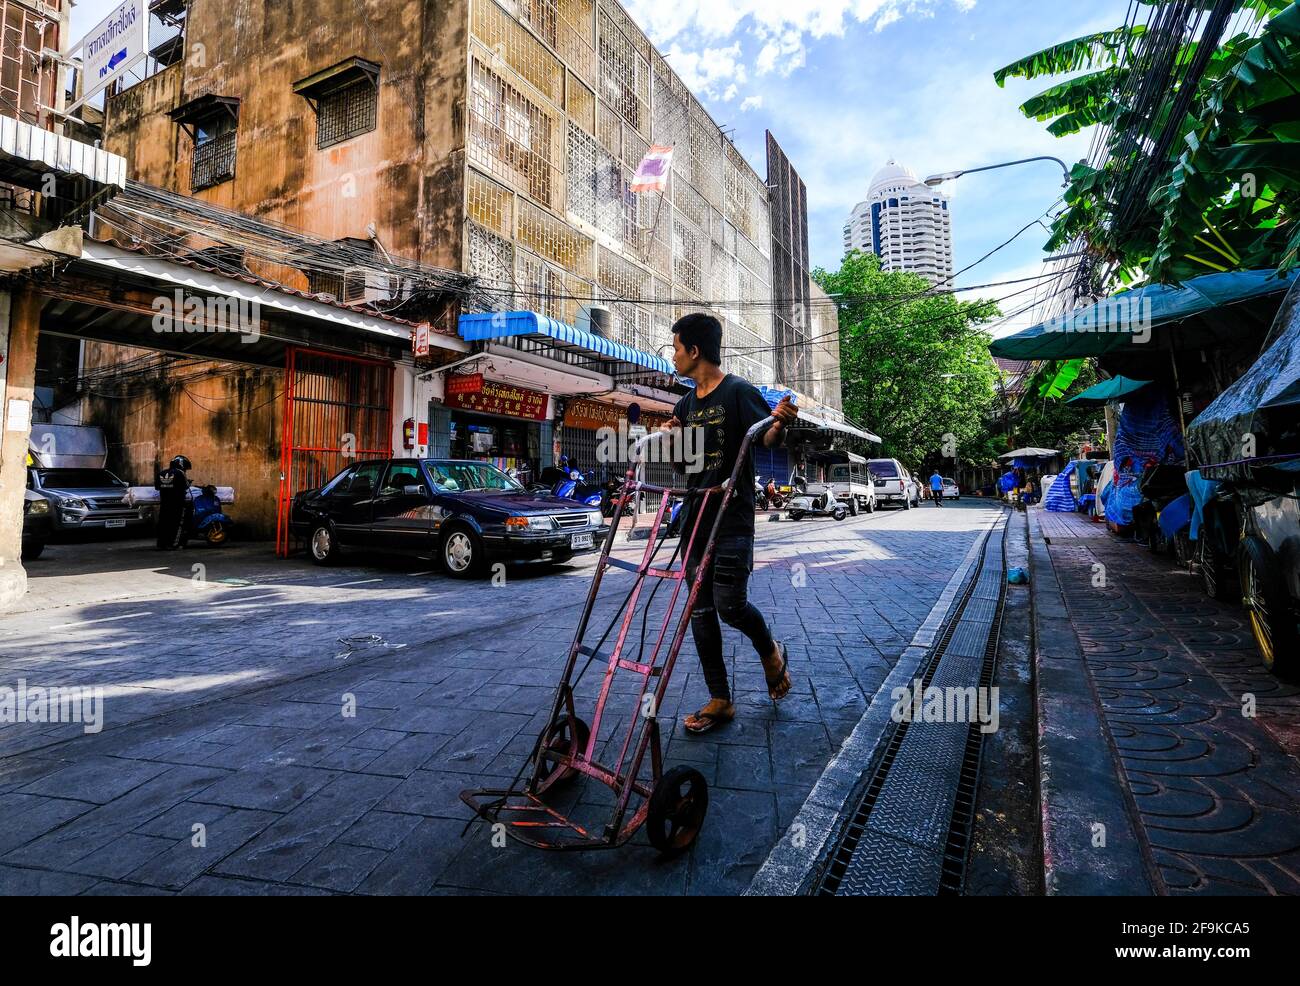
[{"x1": 868, "y1": 457, "x2": 921, "y2": 509}]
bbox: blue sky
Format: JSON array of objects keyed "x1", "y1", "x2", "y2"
[
  {"x1": 621, "y1": 0, "x2": 1132, "y2": 330},
  {"x1": 72, "y1": 0, "x2": 1130, "y2": 330}
]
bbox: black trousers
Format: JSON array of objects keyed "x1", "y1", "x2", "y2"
[
  {"x1": 156, "y1": 500, "x2": 190, "y2": 550},
  {"x1": 685, "y1": 532, "x2": 775, "y2": 702}
]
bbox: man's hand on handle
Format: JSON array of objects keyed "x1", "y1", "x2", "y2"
[{"x1": 764, "y1": 396, "x2": 798, "y2": 447}]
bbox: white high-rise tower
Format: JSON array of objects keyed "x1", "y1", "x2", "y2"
[{"x1": 843, "y1": 160, "x2": 954, "y2": 285}]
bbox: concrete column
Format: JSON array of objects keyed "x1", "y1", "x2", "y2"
[
  {"x1": 390, "y1": 361, "x2": 417, "y2": 457},
  {"x1": 0, "y1": 286, "x2": 43, "y2": 608}
]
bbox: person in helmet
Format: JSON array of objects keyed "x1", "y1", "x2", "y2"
[{"x1": 155, "y1": 454, "x2": 192, "y2": 550}]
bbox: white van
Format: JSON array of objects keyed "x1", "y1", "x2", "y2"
[
  {"x1": 868, "y1": 458, "x2": 921, "y2": 509},
  {"x1": 826, "y1": 452, "x2": 877, "y2": 515}
]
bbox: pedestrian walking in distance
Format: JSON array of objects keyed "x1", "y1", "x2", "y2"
[
  {"x1": 661, "y1": 313, "x2": 799, "y2": 734},
  {"x1": 930, "y1": 470, "x2": 945, "y2": 506}
]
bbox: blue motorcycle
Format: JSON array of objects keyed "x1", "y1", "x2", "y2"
[
  {"x1": 188, "y1": 485, "x2": 232, "y2": 545},
  {"x1": 553, "y1": 467, "x2": 610, "y2": 511}
]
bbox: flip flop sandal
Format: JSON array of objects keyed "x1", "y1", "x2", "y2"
[
  {"x1": 684, "y1": 704, "x2": 735, "y2": 735},
  {"x1": 765, "y1": 642, "x2": 791, "y2": 701}
]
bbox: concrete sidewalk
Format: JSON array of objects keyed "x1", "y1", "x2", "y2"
[{"x1": 1029, "y1": 508, "x2": 1300, "y2": 895}]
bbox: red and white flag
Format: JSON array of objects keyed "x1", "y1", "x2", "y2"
[{"x1": 629, "y1": 144, "x2": 674, "y2": 193}]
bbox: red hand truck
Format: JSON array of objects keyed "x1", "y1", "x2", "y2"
[{"x1": 461, "y1": 415, "x2": 777, "y2": 856}]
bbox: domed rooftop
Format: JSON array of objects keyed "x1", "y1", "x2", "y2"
[{"x1": 868, "y1": 159, "x2": 920, "y2": 196}]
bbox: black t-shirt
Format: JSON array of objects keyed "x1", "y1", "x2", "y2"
[{"x1": 673, "y1": 374, "x2": 772, "y2": 541}]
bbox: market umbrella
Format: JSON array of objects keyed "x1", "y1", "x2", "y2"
[
  {"x1": 989, "y1": 270, "x2": 1298, "y2": 360},
  {"x1": 1065, "y1": 375, "x2": 1153, "y2": 406},
  {"x1": 1000, "y1": 447, "x2": 1060, "y2": 459}
]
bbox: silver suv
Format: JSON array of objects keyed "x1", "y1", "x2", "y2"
[{"x1": 27, "y1": 467, "x2": 153, "y2": 534}]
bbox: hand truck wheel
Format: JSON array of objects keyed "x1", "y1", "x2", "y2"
[
  {"x1": 646, "y1": 765, "x2": 709, "y2": 856},
  {"x1": 534, "y1": 714, "x2": 590, "y2": 791}
]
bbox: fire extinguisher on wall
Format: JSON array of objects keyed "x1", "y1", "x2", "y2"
[{"x1": 402, "y1": 417, "x2": 416, "y2": 450}]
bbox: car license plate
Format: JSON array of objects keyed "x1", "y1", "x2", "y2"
[
  {"x1": 570, "y1": 532, "x2": 593, "y2": 549},
  {"x1": 105, "y1": 519, "x2": 127, "y2": 528}
]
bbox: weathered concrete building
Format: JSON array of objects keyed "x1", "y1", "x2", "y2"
[{"x1": 103, "y1": 0, "x2": 782, "y2": 375}]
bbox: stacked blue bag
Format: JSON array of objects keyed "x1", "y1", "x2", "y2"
[{"x1": 1105, "y1": 388, "x2": 1185, "y2": 528}]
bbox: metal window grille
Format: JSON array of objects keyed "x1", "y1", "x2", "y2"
[
  {"x1": 468, "y1": 57, "x2": 558, "y2": 209},
  {"x1": 467, "y1": 167, "x2": 515, "y2": 238},
  {"x1": 191, "y1": 129, "x2": 237, "y2": 191},
  {"x1": 597, "y1": 7, "x2": 649, "y2": 137},
  {"x1": 517, "y1": 196, "x2": 595, "y2": 276},
  {"x1": 472, "y1": 0, "x2": 565, "y2": 106},
  {"x1": 467, "y1": 221, "x2": 516, "y2": 305},
  {"x1": 316, "y1": 80, "x2": 377, "y2": 149}
]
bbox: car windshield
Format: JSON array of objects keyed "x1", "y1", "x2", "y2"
[
  {"x1": 37, "y1": 469, "x2": 125, "y2": 488},
  {"x1": 423, "y1": 461, "x2": 523, "y2": 493}
]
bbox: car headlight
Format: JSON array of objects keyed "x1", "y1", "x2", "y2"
[
  {"x1": 59, "y1": 497, "x2": 87, "y2": 511},
  {"x1": 587, "y1": 511, "x2": 603, "y2": 527},
  {"x1": 28, "y1": 499, "x2": 50, "y2": 515},
  {"x1": 506, "y1": 515, "x2": 555, "y2": 532}
]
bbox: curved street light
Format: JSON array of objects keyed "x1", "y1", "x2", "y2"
[{"x1": 923, "y1": 155, "x2": 1072, "y2": 188}]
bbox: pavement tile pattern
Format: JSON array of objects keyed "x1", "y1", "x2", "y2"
[{"x1": 1046, "y1": 518, "x2": 1300, "y2": 896}]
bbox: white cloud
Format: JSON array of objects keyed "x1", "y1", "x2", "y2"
[
  {"x1": 629, "y1": 1, "x2": 975, "y2": 109},
  {"x1": 664, "y1": 42, "x2": 749, "y2": 101},
  {"x1": 741, "y1": 95, "x2": 765, "y2": 112}
]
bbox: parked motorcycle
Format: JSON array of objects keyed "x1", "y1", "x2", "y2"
[
  {"x1": 763, "y1": 478, "x2": 787, "y2": 510},
  {"x1": 787, "y1": 478, "x2": 849, "y2": 522},
  {"x1": 553, "y1": 467, "x2": 607, "y2": 510},
  {"x1": 187, "y1": 484, "x2": 233, "y2": 545}
]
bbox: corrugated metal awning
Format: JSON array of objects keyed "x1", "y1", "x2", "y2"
[{"x1": 0, "y1": 115, "x2": 126, "y2": 196}]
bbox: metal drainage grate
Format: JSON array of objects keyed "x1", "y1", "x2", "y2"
[
  {"x1": 816, "y1": 519, "x2": 1007, "y2": 896},
  {"x1": 937, "y1": 536, "x2": 1006, "y2": 894}
]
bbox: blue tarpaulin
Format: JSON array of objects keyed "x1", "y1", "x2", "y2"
[
  {"x1": 1105, "y1": 388, "x2": 1185, "y2": 527},
  {"x1": 1158, "y1": 494, "x2": 1193, "y2": 540}
]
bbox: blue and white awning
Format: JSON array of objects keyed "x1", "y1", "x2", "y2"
[
  {"x1": 757, "y1": 385, "x2": 880, "y2": 443},
  {"x1": 458, "y1": 311, "x2": 673, "y2": 376}
]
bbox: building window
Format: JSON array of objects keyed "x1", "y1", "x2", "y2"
[
  {"x1": 191, "y1": 121, "x2": 236, "y2": 191},
  {"x1": 169, "y1": 95, "x2": 241, "y2": 192},
  {"x1": 316, "y1": 80, "x2": 378, "y2": 148},
  {"x1": 294, "y1": 58, "x2": 381, "y2": 150}
]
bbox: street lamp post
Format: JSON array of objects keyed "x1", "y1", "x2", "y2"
[{"x1": 923, "y1": 155, "x2": 1073, "y2": 188}]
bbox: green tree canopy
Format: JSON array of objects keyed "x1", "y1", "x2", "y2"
[{"x1": 814, "y1": 251, "x2": 1002, "y2": 469}]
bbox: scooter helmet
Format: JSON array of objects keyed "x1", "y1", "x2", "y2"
[{"x1": 170, "y1": 455, "x2": 192, "y2": 472}]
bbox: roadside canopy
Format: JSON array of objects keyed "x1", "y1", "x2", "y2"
[
  {"x1": 989, "y1": 270, "x2": 1298, "y2": 360},
  {"x1": 1066, "y1": 375, "x2": 1152, "y2": 405}
]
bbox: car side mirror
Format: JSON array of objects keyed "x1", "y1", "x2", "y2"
[{"x1": 404, "y1": 484, "x2": 428, "y2": 497}]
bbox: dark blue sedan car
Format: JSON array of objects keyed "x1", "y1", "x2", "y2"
[{"x1": 290, "y1": 458, "x2": 608, "y2": 578}]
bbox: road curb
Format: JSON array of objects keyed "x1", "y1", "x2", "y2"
[{"x1": 1027, "y1": 509, "x2": 1154, "y2": 895}]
